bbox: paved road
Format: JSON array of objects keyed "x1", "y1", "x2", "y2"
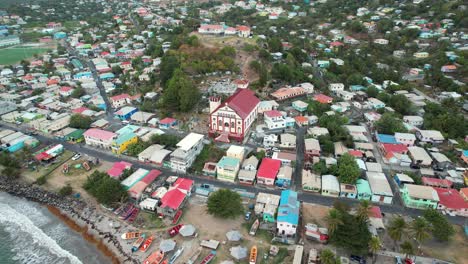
[
  {"x1": 293, "y1": 126, "x2": 306, "y2": 191},
  {"x1": 2, "y1": 122, "x2": 466, "y2": 225}
]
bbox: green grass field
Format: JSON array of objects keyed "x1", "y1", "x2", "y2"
[{"x1": 0, "y1": 47, "x2": 49, "y2": 65}]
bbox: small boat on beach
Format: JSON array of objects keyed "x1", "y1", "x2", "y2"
[
  {"x1": 200, "y1": 251, "x2": 216, "y2": 264},
  {"x1": 115, "y1": 203, "x2": 132, "y2": 216},
  {"x1": 140, "y1": 236, "x2": 154, "y2": 252},
  {"x1": 143, "y1": 250, "x2": 165, "y2": 264},
  {"x1": 119, "y1": 204, "x2": 135, "y2": 219},
  {"x1": 131, "y1": 234, "x2": 146, "y2": 252},
  {"x1": 249, "y1": 219, "x2": 259, "y2": 236},
  {"x1": 169, "y1": 246, "x2": 184, "y2": 264},
  {"x1": 121, "y1": 232, "x2": 142, "y2": 240},
  {"x1": 186, "y1": 247, "x2": 202, "y2": 264},
  {"x1": 249, "y1": 245, "x2": 257, "y2": 264},
  {"x1": 127, "y1": 208, "x2": 140, "y2": 222},
  {"x1": 168, "y1": 224, "x2": 183, "y2": 237}
]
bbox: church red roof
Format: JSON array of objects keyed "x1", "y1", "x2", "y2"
[{"x1": 215, "y1": 88, "x2": 260, "y2": 119}]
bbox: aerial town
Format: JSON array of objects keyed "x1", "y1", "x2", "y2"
[{"x1": 0, "y1": 0, "x2": 467, "y2": 263}]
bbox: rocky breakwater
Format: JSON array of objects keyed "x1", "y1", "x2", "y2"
[{"x1": 0, "y1": 177, "x2": 138, "y2": 264}]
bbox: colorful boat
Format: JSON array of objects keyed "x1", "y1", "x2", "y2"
[
  {"x1": 160, "y1": 260, "x2": 168, "y2": 264},
  {"x1": 186, "y1": 247, "x2": 202, "y2": 264},
  {"x1": 249, "y1": 245, "x2": 257, "y2": 264},
  {"x1": 119, "y1": 204, "x2": 135, "y2": 219},
  {"x1": 143, "y1": 250, "x2": 165, "y2": 264},
  {"x1": 127, "y1": 208, "x2": 140, "y2": 222},
  {"x1": 169, "y1": 246, "x2": 184, "y2": 264},
  {"x1": 131, "y1": 234, "x2": 146, "y2": 252},
  {"x1": 168, "y1": 224, "x2": 183, "y2": 237},
  {"x1": 200, "y1": 251, "x2": 216, "y2": 264},
  {"x1": 120, "y1": 232, "x2": 141, "y2": 240},
  {"x1": 140, "y1": 236, "x2": 154, "y2": 253}
]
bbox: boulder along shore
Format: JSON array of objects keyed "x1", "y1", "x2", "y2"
[{"x1": 0, "y1": 177, "x2": 138, "y2": 264}]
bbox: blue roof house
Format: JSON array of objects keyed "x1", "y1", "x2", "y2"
[
  {"x1": 277, "y1": 190, "x2": 300, "y2": 239},
  {"x1": 115, "y1": 106, "x2": 138, "y2": 121},
  {"x1": 376, "y1": 134, "x2": 398, "y2": 144}
]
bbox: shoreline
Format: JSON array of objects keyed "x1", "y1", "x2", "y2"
[{"x1": 0, "y1": 177, "x2": 138, "y2": 264}]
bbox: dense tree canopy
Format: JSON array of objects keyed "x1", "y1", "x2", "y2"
[
  {"x1": 69, "y1": 114, "x2": 93, "y2": 129},
  {"x1": 374, "y1": 113, "x2": 407, "y2": 134},
  {"x1": 207, "y1": 189, "x2": 243, "y2": 219},
  {"x1": 161, "y1": 69, "x2": 200, "y2": 112},
  {"x1": 423, "y1": 209, "x2": 455, "y2": 242},
  {"x1": 83, "y1": 171, "x2": 127, "y2": 207},
  {"x1": 337, "y1": 153, "x2": 361, "y2": 184}
]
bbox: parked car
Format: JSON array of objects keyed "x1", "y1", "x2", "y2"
[
  {"x1": 245, "y1": 211, "x2": 251, "y2": 221},
  {"x1": 350, "y1": 255, "x2": 366, "y2": 264},
  {"x1": 72, "y1": 153, "x2": 82, "y2": 160},
  {"x1": 395, "y1": 256, "x2": 403, "y2": 264}
]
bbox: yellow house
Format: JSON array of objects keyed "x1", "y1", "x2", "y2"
[{"x1": 112, "y1": 132, "x2": 138, "y2": 154}]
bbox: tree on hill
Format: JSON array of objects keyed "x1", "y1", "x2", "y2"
[
  {"x1": 69, "y1": 114, "x2": 93, "y2": 129},
  {"x1": 410, "y1": 217, "x2": 432, "y2": 254},
  {"x1": 388, "y1": 216, "x2": 407, "y2": 250},
  {"x1": 71, "y1": 87, "x2": 85, "y2": 98},
  {"x1": 374, "y1": 113, "x2": 407, "y2": 134},
  {"x1": 337, "y1": 153, "x2": 360, "y2": 184},
  {"x1": 207, "y1": 189, "x2": 243, "y2": 219},
  {"x1": 160, "y1": 53, "x2": 181, "y2": 88},
  {"x1": 161, "y1": 69, "x2": 200, "y2": 112}
]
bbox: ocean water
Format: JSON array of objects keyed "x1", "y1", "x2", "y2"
[{"x1": 0, "y1": 192, "x2": 112, "y2": 264}]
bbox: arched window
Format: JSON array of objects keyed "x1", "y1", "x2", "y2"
[
  {"x1": 224, "y1": 122, "x2": 229, "y2": 127},
  {"x1": 231, "y1": 122, "x2": 235, "y2": 128}
]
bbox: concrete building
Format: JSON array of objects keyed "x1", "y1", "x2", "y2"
[
  {"x1": 401, "y1": 184, "x2": 439, "y2": 209},
  {"x1": 367, "y1": 172, "x2": 393, "y2": 204},
  {"x1": 321, "y1": 175, "x2": 340, "y2": 197},
  {"x1": 169, "y1": 133, "x2": 204, "y2": 173},
  {"x1": 216, "y1": 156, "x2": 241, "y2": 182},
  {"x1": 277, "y1": 190, "x2": 300, "y2": 238},
  {"x1": 302, "y1": 170, "x2": 321, "y2": 193},
  {"x1": 408, "y1": 146, "x2": 433, "y2": 167},
  {"x1": 83, "y1": 128, "x2": 116, "y2": 149}
]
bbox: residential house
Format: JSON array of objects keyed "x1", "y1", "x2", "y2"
[
  {"x1": 138, "y1": 144, "x2": 164, "y2": 162},
  {"x1": 258, "y1": 100, "x2": 279, "y2": 113},
  {"x1": 307, "y1": 127, "x2": 329, "y2": 138},
  {"x1": 169, "y1": 133, "x2": 204, "y2": 173},
  {"x1": 434, "y1": 188, "x2": 468, "y2": 217},
  {"x1": 226, "y1": 145, "x2": 245, "y2": 161},
  {"x1": 257, "y1": 158, "x2": 281, "y2": 186},
  {"x1": 111, "y1": 132, "x2": 138, "y2": 154},
  {"x1": 403, "y1": 115, "x2": 424, "y2": 127},
  {"x1": 408, "y1": 146, "x2": 433, "y2": 166},
  {"x1": 83, "y1": 128, "x2": 116, "y2": 149},
  {"x1": 110, "y1": 93, "x2": 131, "y2": 108},
  {"x1": 367, "y1": 98, "x2": 386, "y2": 109},
  {"x1": 416, "y1": 130, "x2": 445, "y2": 144},
  {"x1": 216, "y1": 156, "x2": 241, "y2": 182},
  {"x1": 460, "y1": 188, "x2": 468, "y2": 202},
  {"x1": 334, "y1": 142, "x2": 348, "y2": 158},
  {"x1": 107, "y1": 161, "x2": 132, "y2": 179},
  {"x1": 401, "y1": 184, "x2": 439, "y2": 209},
  {"x1": 238, "y1": 155, "x2": 258, "y2": 185},
  {"x1": 292, "y1": 100, "x2": 308, "y2": 112},
  {"x1": 280, "y1": 133, "x2": 296, "y2": 149},
  {"x1": 242, "y1": 155, "x2": 259, "y2": 171},
  {"x1": 209, "y1": 89, "x2": 260, "y2": 142},
  {"x1": 264, "y1": 110, "x2": 286, "y2": 130},
  {"x1": 277, "y1": 190, "x2": 300, "y2": 238},
  {"x1": 130, "y1": 111, "x2": 156, "y2": 124},
  {"x1": 422, "y1": 177, "x2": 453, "y2": 189},
  {"x1": 276, "y1": 165, "x2": 293, "y2": 188},
  {"x1": 462, "y1": 150, "x2": 468, "y2": 164},
  {"x1": 357, "y1": 179, "x2": 372, "y2": 200},
  {"x1": 367, "y1": 172, "x2": 393, "y2": 204},
  {"x1": 263, "y1": 134, "x2": 278, "y2": 147},
  {"x1": 328, "y1": 83, "x2": 344, "y2": 94},
  {"x1": 321, "y1": 175, "x2": 340, "y2": 197},
  {"x1": 337, "y1": 90, "x2": 355, "y2": 101},
  {"x1": 302, "y1": 170, "x2": 321, "y2": 193},
  {"x1": 313, "y1": 94, "x2": 333, "y2": 104},
  {"x1": 255, "y1": 193, "x2": 280, "y2": 223},
  {"x1": 271, "y1": 86, "x2": 306, "y2": 101},
  {"x1": 159, "y1": 117, "x2": 177, "y2": 129},
  {"x1": 340, "y1": 184, "x2": 357, "y2": 198},
  {"x1": 304, "y1": 138, "x2": 321, "y2": 159},
  {"x1": 115, "y1": 106, "x2": 138, "y2": 120},
  {"x1": 395, "y1": 132, "x2": 416, "y2": 146},
  {"x1": 198, "y1": 24, "x2": 224, "y2": 34}
]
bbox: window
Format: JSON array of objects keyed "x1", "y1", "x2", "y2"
[
  {"x1": 219, "y1": 120, "x2": 222, "y2": 126},
  {"x1": 231, "y1": 122, "x2": 235, "y2": 127},
  {"x1": 224, "y1": 122, "x2": 229, "y2": 127}
]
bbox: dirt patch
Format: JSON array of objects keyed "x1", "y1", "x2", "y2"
[
  {"x1": 421, "y1": 225, "x2": 468, "y2": 264},
  {"x1": 302, "y1": 203, "x2": 330, "y2": 227}
]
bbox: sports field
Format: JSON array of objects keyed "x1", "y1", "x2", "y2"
[{"x1": 0, "y1": 46, "x2": 49, "y2": 65}]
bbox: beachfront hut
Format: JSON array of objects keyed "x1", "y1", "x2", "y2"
[
  {"x1": 159, "y1": 239, "x2": 176, "y2": 253},
  {"x1": 179, "y1": 225, "x2": 196, "y2": 237},
  {"x1": 226, "y1": 230, "x2": 243, "y2": 241},
  {"x1": 230, "y1": 246, "x2": 248, "y2": 260}
]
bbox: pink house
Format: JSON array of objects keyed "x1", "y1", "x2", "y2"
[
  {"x1": 305, "y1": 138, "x2": 321, "y2": 158},
  {"x1": 314, "y1": 94, "x2": 333, "y2": 104},
  {"x1": 59, "y1": 86, "x2": 74, "y2": 97},
  {"x1": 107, "y1": 161, "x2": 132, "y2": 178},
  {"x1": 434, "y1": 188, "x2": 468, "y2": 217},
  {"x1": 257, "y1": 158, "x2": 281, "y2": 186},
  {"x1": 83, "y1": 128, "x2": 116, "y2": 149}
]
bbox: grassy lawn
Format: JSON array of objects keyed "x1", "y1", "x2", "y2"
[
  {"x1": 0, "y1": 46, "x2": 49, "y2": 65},
  {"x1": 139, "y1": 212, "x2": 166, "y2": 229}
]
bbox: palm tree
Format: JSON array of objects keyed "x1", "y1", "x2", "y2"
[
  {"x1": 368, "y1": 236, "x2": 382, "y2": 263},
  {"x1": 320, "y1": 249, "x2": 337, "y2": 264},
  {"x1": 356, "y1": 200, "x2": 372, "y2": 222},
  {"x1": 400, "y1": 240, "x2": 415, "y2": 258},
  {"x1": 410, "y1": 217, "x2": 432, "y2": 254},
  {"x1": 325, "y1": 208, "x2": 343, "y2": 235},
  {"x1": 388, "y1": 216, "x2": 407, "y2": 250}
]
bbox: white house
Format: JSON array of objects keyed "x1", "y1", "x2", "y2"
[
  {"x1": 169, "y1": 133, "x2": 204, "y2": 173},
  {"x1": 328, "y1": 83, "x2": 345, "y2": 94},
  {"x1": 403, "y1": 116, "x2": 424, "y2": 127},
  {"x1": 264, "y1": 110, "x2": 286, "y2": 130},
  {"x1": 416, "y1": 130, "x2": 445, "y2": 144},
  {"x1": 395, "y1": 132, "x2": 416, "y2": 146},
  {"x1": 367, "y1": 172, "x2": 393, "y2": 204},
  {"x1": 374, "y1": 38, "x2": 389, "y2": 45}
]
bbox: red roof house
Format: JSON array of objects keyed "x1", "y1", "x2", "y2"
[
  {"x1": 314, "y1": 94, "x2": 333, "y2": 104},
  {"x1": 422, "y1": 177, "x2": 453, "y2": 189},
  {"x1": 434, "y1": 188, "x2": 468, "y2": 217},
  {"x1": 172, "y1": 178, "x2": 194, "y2": 194},
  {"x1": 257, "y1": 158, "x2": 281, "y2": 186},
  {"x1": 107, "y1": 161, "x2": 132, "y2": 178},
  {"x1": 160, "y1": 188, "x2": 187, "y2": 212}
]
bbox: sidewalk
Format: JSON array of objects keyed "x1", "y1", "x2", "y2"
[{"x1": 377, "y1": 250, "x2": 452, "y2": 264}]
